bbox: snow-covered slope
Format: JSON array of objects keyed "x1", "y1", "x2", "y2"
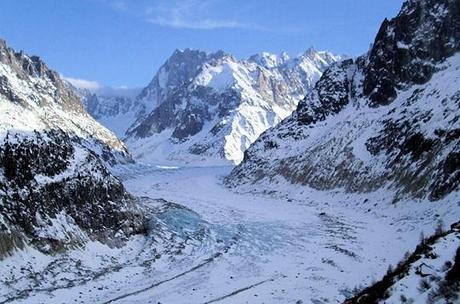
[
  {"x1": 227, "y1": 0, "x2": 460, "y2": 202},
  {"x1": 0, "y1": 39, "x2": 145, "y2": 257},
  {"x1": 345, "y1": 222, "x2": 460, "y2": 304},
  {"x1": 76, "y1": 86, "x2": 143, "y2": 137},
  {"x1": 125, "y1": 48, "x2": 340, "y2": 164},
  {"x1": 0, "y1": 40, "x2": 132, "y2": 163}
]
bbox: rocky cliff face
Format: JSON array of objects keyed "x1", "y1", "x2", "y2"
[
  {"x1": 364, "y1": 0, "x2": 460, "y2": 106},
  {"x1": 0, "y1": 39, "x2": 145, "y2": 257},
  {"x1": 227, "y1": 0, "x2": 460, "y2": 202},
  {"x1": 124, "y1": 48, "x2": 340, "y2": 164}
]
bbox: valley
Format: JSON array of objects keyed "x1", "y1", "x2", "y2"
[
  {"x1": 0, "y1": 0, "x2": 459, "y2": 303},
  {"x1": 1, "y1": 164, "x2": 457, "y2": 303}
]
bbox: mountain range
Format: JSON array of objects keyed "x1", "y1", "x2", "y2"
[
  {"x1": 0, "y1": 0, "x2": 459, "y2": 302},
  {"x1": 79, "y1": 48, "x2": 340, "y2": 164}
]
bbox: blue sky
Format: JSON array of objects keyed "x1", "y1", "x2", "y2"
[{"x1": 0, "y1": 0, "x2": 404, "y2": 88}]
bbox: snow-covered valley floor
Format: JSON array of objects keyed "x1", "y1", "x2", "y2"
[{"x1": 1, "y1": 164, "x2": 458, "y2": 304}]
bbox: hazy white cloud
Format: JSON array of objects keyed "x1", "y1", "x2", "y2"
[
  {"x1": 62, "y1": 75, "x2": 141, "y2": 95},
  {"x1": 145, "y1": 0, "x2": 262, "y2": 30},
  {"x1": 96, "y1": 0, "x2": 301, "y2": 33},
  {"x1": 111, "y1": 0, "x2": 128, "y2": 11},
  {"x1": 62, "y1": 76, "x2": 102, "y2": 90},
  {"x1": 148, "y1": 16, "x2": 255, "y2": 30}
]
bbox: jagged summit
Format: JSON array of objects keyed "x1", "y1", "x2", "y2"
[
  {"x1": 248, "y1": 51, "x2": 287, "y2": 68},
  {"x1": 123, "y1": 46, "x2": 340, "y2": 164},
  {"x1": 303, "y1": 46, "x2": 318, "y2": 56},
  {"x1": 364, "y1": 0, "x2": 460, "y2": 106},
  {"x1": 1, "y1": 1, "x2": 459, "y2": 302}
]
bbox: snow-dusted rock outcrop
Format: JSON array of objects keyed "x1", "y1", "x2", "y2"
[
  {"x1": 0, "y1": 39, "x2": 145, "y2": 257},
  {"x1": 227, "y1": 0, "x2": 460, "y2": 201},
  {"x1": 125, "y1": 48, "x2": 340, "y2": 164}
]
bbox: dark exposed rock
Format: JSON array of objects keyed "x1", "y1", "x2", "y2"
[
  {"x1": 0, "y1": 75, "x2": 23, "y2": 104},
  {"x1": 0, "y1": 39, "x2": 84, "y2": 113},
  {"x1": 401, "y1": 133, "x2": 435, "y2": 159},
  {"x1": 364, "y1": 0, "x2": 460, "y2": 106},
  {"x1": 430, "y1": 151, "x2": 460, "y2": 200},
  {"x1": 136, "y1": 48, "x2": 211, "y2": 103},
  {"x1": 127, "y1": 85, "x2": 230, "y2": 141},
  {"x1": 297, "y1": 59, "x2": 354, "y2": 125},
  {"x1": 0, "y1": 130, "x2": 145, "y2": 257}
]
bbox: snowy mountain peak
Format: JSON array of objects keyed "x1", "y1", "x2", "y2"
[
  {"x1": 166, "y1": 48, "x2": 231, "y2": 69},
  {"x1": 303, "y1": 46, "x2": 317, "y2": 57},
  {"x1": 280, "y1": 51, "x2": 290, "y2": 63},
  {"x1": 247, "y1": 48, "x2": 339, "y2": 70},
  {"x1": 0, "y1": 38, "x2": 131, "y2": 159},
  {"x1": 136, "y1": 48, "x2": 230, "y2": 107},
  {"x1": 125, "y1": 47, "x2": 340, "y2": 164},
  {"x1": 248, "y1": 52, "x2": 281, "y2": 68}
]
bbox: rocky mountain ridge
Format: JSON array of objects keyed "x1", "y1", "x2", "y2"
[
  {"x1": 124, "y1": 47, "x2": 340, "y2": 164},
  {"x1": 227, "y1": 0, "x2": 460, "y2": 201},
  {"x1": 0, "y1": 39, "x2": 145, "y2": 257}
]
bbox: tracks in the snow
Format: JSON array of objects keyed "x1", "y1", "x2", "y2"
[
  {"x1": 103, "y1": 250, "x2": 278, "y2": 304},
  {"x1": 202, "y1": 277, "x2": 277, "y2": 304},
  {"x1": 102, "y1": 221, "x2": 259, "y2": 304},
  {"x1": 103, "y1": 252, "x2": 224, "y2": 303}
]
